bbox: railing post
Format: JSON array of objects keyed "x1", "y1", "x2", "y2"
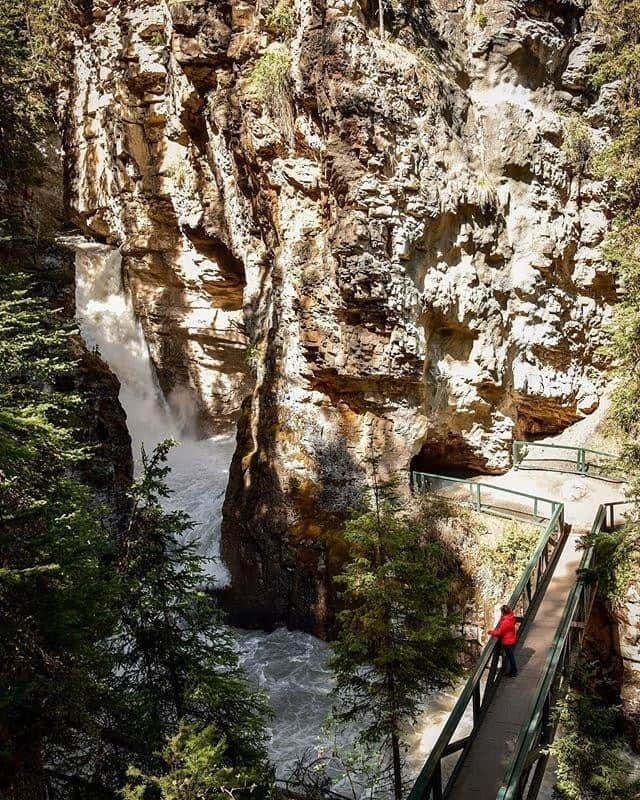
[
  {"x1": 541, "y1": 696, "x2": 551, "y2": 746},
  {"x1": 533, "y1": 497, "x2": 538, "y2": 519},
  {"x1": 432, "y1": 760, "x2": 443, "y2": 800},
  {"x1": 513, "y1": 441, "x2": 520, "y2": 469},
  {"x1": 476, "y1": 483, "x2": 482, "y2": 512},
  {"x1": 577, "y1": 448, "x2": 587, "y2": 474}
]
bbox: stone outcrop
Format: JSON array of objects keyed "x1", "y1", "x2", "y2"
[
  {"x1": 66, "y1": 0, "x2": 618, "y2": 632},
  {"x1": 71, "y1": 340, "x2": 134, "y2": 529}
]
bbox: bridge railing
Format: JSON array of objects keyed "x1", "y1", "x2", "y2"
[
  {"x1": 495, "y1": 500, "x2": 632, "y2": 800},
  {"x1": 411, "y1": 472, "x2": 561, "y2": 523},
  {"x1": 512, "y1": 441, "x2": 623, "y2": 481},
  {"x1": 407, "y1": 479, "x2": 566, "y2": 800}
]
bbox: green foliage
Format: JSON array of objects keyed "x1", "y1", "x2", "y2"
[
  {"x1": 550, "y1": 672, "x2": 640, "y2": 800},
  {"x1": 146, "y1": 31, "x2": 166, "y2": 47},
  {"x1": 474, "y1": 522, "x2": 539, "y2": 604},
  {"x1": 113, "y1": 441, "x2": 274, "y2": 789},
  {"x1": 249, "y1": 48, "x2": 294, "y2": 145},
  {"x1": 244, "y1": 343, "x2": 263, "y2": 374},
  {"x1": 124, "y1": 722, "x2": 271, "y2": 800},
  {"x1": 249, "y1": 49, "x2": 291, "y2": 101},
  {"x1": 585, "y1": 511, "x2": 640, "y2": 606},
  {"x1": 284, "y1": 729, "x2": 391, "y2": 800},
  {"x1": 476, "y1": 172, "x2": 498, "y2": 213},
  {"x1": 589, "y1": 1, "x2": 640, "y2": 597},
  {"x1": 0, "y1": 0, "x2": 73, "y2": 188},
  {"x1": 329, "y1": 449, "x2": 462, "y2": 798},
  {"x1": 415, "y1": 45, "x2": 436, "y2": 65},
  {"x1": 562, "y1": 114, "x2": 593, "y2": 175},
  {"x1": 264, "y1": 0, "x2": 294, "y2": 37},
  {"x1": 474, "y1": 8, "x2": 488, "y2": 29},
  {"x1": 0, "y1": 271, "x2": 116, "y2": 794},
  {"x1": 168, "y1": 159, "x2": 192, "y2": 191},
  {"x1": 0, "y1": 272, "x2": 274, "y2": 797}
]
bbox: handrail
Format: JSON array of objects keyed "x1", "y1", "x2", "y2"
[
  {"x1": 411, "y1": 471, "x2": 560, "y2": 522},
  {"x1": 513, "y1": 440, "x2": 616, "y2": 457},
  {"x1": 407, "y1": 485, "x2": 566, "y2": 800},
  {"x1": 495, "y1": 500, "x2": 632, "y2": 800},
  {"x1": 512, "y1": 441, "x2": 622, "y2": 480}
]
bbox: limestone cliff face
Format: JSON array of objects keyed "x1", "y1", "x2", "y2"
[{"x1": 66, "y1": 0, "x2": 617, "y2": 632}]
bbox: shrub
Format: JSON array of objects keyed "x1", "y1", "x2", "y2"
[
  {"x1": 249, "y1": 49, "x2": 294, "y2": 144},
  {"x1": 474, "y1": 522, "x2": 539, "y2": 604},
  {"x1": 562, "y1": 114, "x2": 593, "y2": 175},
  {"x1": 475, "y1": 8, "x2": 488, "y2": 29},
  {"x1": 167, "y1": 159, "x2": 191, "y2": 191},
  {"x1": 551, "y1": 675, "x2": 640, "y2": 800},
  {"x1": 146, "y1": 31, "x2": 166, "y2": 47},
  {"x1": 476, "y1": 172, "x2": 498, "y2": 213},
  {"x1": 264, "y1": 0, "x2": 294, "y2": 36},
  {"x1": 416, "y1": 45, "x2": 436, "y2": 65},
  {"x1": 249, "y1": 49, "x2": 291, "y2": 100},
  {"x1": 245, "y1": 342, "x2": 263, "y2": 373}
]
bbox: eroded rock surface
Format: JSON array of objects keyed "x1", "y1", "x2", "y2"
[{"x1": 66, "y1": 0, "x2": 617, "y2": 632}]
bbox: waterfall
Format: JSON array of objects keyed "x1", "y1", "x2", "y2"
[
  {"x1": 73, "y1": 239, "x2": 458, "y2": 787},
  {"x1": 74, "y1": 240, "x2": 231, "y2": 584}
]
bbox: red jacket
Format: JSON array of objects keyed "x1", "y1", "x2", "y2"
[{"x1": 489, "y1": 611, "x2": 518, "y2": 646}]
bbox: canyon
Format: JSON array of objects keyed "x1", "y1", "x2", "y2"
[
  {"x1": 66, "y1": 0, "x2": 617, "y2": 633},
  {"x1": 5, "y1": 0, "x2": 640, "y2": 795}
]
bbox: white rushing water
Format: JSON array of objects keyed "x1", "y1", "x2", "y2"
[
  {"x1": 73, "y1": 240, "x2": 459, "y2": 788},
  {"x1": 74, "y1": 241, "x2": 232, "y2": 584}
]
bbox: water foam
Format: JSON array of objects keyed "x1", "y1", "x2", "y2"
[{"x1": 74, "y1": 240, "x2": 231, "y2": 583}]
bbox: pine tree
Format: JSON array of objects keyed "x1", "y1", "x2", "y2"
[
  {"x1": 0, "y1": 273, "x2": 117, "y2": 799},
  {"x1": 124, "y1": 722, "x2": 272, "y2": 800},
  {"x1": 329, "y1": 446, "x2": 462, "y2": 800},
  {"x1": 113, "y1": 441, "x2": 274, "y2": 795},
  {"x1": 0, "y1": 0, "x2": 75, "y2": 189}
]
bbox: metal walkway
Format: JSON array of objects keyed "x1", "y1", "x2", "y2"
[
  {"x1": 408, "y1": 443, "x2": 628, "y2": 800},
  {"x1": 446, "y1": 533, "x2": 582, "y2": 799}
]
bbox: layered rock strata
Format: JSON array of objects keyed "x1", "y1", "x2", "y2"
[{"x1": 67, "y1": 0, "x2": 617, "y2": 632}]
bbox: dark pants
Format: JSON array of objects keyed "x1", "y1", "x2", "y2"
[{"x1": 503, "y1": 645, "x2": 517, "y2": 675}]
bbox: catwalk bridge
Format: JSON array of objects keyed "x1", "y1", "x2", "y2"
[{"x1": 408, "y1": 442, "x2": 628, "y2": 800}]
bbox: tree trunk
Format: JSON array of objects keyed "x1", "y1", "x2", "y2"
[
  {"x1": 378, "y1": 0, "x2": 384, "y2": 40},
  {"x1": 391, "y1": 730, "x2": 402, "y2": 800}
]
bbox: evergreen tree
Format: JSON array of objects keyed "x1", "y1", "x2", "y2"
[
  {"x1": 0, "y1": 272, "x2": 117, "y2": 799},
  {"x1": 550, "y1": 666, "x2": 640, "y2": 800},
  {"x1": 124, "y1": 722, "x2": 272, "y2": 800},
  {"x1": 113, "y1": 441, "x2": 274, "y2": 796},
  {"x1": 0, "y1": 0, "x2": 74, "y2": 189},
  {"x1": 329, "y1": 447, "x2": 462, "y2": 800}
]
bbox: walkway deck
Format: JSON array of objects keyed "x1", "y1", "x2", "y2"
[{"x1": 446, "y1": 533, "x2": 583, "y2": 799}]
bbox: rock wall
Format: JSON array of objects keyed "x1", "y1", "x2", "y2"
[{"x1": 66, "y1": 0, "x2": 618, "y2": 632}]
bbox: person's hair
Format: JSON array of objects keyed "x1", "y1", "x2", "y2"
[{"x1": 501, "y1": 605, "x2": 512, "y2": 614}]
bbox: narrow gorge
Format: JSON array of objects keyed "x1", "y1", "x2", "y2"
[
  {"x1": 66, "y1": 0, "x2": 617, "y2": 633},
  {"x1": 2, "y1": 0, "x2": 640, "y2": 798}
]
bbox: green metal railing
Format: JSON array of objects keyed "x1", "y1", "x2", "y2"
[
  {"x1": 512, "y1": 441, "x2": 623, "y2": 481},
  {"x1": 408, "y1": 475, "x2": 566, "y2": 800},
  {"x1": 495, "y1": 500, "x2": 632, "y2": 800},
  {"x1": 411, "y1": 472, "x2": 561, "y2": 523}
]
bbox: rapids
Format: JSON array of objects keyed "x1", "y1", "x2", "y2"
[{"x1": 73, "y1": 240, "x2": 458, "y2": 789}]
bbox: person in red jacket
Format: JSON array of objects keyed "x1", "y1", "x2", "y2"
[{"x1": 488, "y1": 605, "x2": 518, "y2": 677}]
